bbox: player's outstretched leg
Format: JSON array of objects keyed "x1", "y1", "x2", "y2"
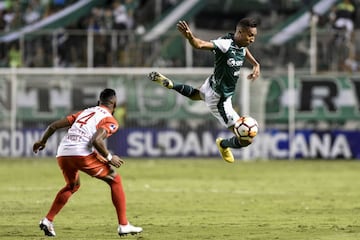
[
  {"x1": 148, "y1": 72, "x2": 174, "y2": 89},
  {"x1": 216, "y1": 138, "x2": 235, "y2": 163},
  {"x1": 149, "y1": 71, "x2": 202, "y2": 100},
  {"x1": 118, "y1": 222, "x2": 143, "y2": 236},
  {"x1": 39, "y1": 217, "x2": 56, "y2": 237}
]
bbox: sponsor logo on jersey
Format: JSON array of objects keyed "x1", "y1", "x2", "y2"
[{"x1": 227, "y1": 58, "x2": 243, "y2": 67}]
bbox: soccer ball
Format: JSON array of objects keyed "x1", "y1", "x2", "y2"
[{"x1": 233, "y1": 116, "x2": 259, "y2": 140}]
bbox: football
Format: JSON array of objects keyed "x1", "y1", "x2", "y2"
[{"x1": 233, "y1": 116, "x2": 259, "y2": 140}]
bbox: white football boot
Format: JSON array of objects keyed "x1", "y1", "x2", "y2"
[
  {"x1": 39, "y1": 217, "x2": 56, "y2": 237},
  {"x1": 118, "y1": 222, "x2": 143, "y2": 236}
]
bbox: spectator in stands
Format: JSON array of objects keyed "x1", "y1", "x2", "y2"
[
  {"x1": 87, "y1": 7, "x2": 103, "y2": 32},
  {"x1": 112, "y1": 0, "x2": 135, "y2": 66},
  {"x1": 30, "y1": 44, "x2": 47, "y2": 67},
  {"x1": 8, "y1": 42, "x2": 21, "y2": 68},
  {"x1": 103, "y1": 7, "x2": 114, "y2": 30},
  {"x1": 330, "y1": 0, "x2": 356, "y2": 42},
  {"x1": 23, "y1": 3, "x2": 41, "y2": 25},
  {"x1": 329, "y1": 0, "x2": 357, "y2": 71},
  {"x1": 113, "y1": 0, "x2": 130, "y2": 30},
  {"x1": 3, "y1": 4, "x2": 16, "y2": 31},
  {"x1": 0, "y1": 10, "x2": 6, "y2": 30},
  {"x1": 123, "y1": 0, "x2": 138, "y2": 30}
]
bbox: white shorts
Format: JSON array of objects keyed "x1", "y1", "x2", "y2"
[{"x1": 199, "y1": 76, "x2": 239, "y2": 128}]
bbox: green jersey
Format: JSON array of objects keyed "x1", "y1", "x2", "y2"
[{"x1": 210, "y1": 33, "x2": 246, "y2": 98}]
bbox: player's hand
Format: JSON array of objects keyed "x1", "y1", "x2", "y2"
[
  {"x1": 33, "y1": 141, "x2": 46, "y2": 153},
  {"x1": 177, "y1": 20, "x2": 194, "y2": 40},
  {"x1": 96, "y1": 153, "x2": 124, "y2": 168},
  {"x1": 247, "y1": 65, "x2": 260, "y2": 81},
  {"x1": 109, "y1": 155, "x2": 124, "y2": 168}
]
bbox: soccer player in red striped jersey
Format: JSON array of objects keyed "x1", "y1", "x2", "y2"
[{"x1": 33, "y1": 88, "x2": 142, "y2": 237}]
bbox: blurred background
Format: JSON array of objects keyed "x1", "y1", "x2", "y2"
[{"x1": 0, "y1": 0, "x2": 359, "y2": 160}]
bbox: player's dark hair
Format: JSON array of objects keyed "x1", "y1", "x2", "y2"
[
  {"x1": 237, "y1": 18, "x2": 257, "y2": 29},
  {"x1": 99, "y1": 88, "x2": 116, "y2": 103}
]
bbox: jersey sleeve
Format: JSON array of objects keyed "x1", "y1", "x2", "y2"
[
  {"x1": 97, "y1": 116, "x2": 119, "y2": 137},
  {"x1": 66, "y1": 110, "x2": 83, "y2": 124},
  {"x1": 211, "y1": 38, "x2": 232, "y2": 53}
]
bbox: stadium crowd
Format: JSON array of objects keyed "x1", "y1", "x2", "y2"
[
  {"x1": 0, "y1": 0, "x2": 359, "y2": 71},
  {"x1": 0, "y1": 0, "x2": 181, "y2": 67},
  {"x1": 0, "y1": 0, "x2": 76, "y2": 32}
]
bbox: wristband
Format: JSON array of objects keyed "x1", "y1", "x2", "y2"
[{"x1": 106, "y1": 153, "x2": 113, "y2": 162}]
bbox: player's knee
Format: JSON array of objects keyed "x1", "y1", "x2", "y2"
[
  {"x1": 68, "y1": 182, "x2": 80, "y2": 193},
  {"x1": 189, "y1": 90, "x2": 201, "y2": 100},
  {"x1": 102, "y1": 171, "x2": 121, "y2": 185},
  {"x1": 112, "y1": 174, "x2": 121, "y2": 184}
]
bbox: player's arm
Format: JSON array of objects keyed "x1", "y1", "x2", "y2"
[
  {"x1": 91, "y1": 127, "x2": 124, "y2": 168},
  {"x1": 177, "y1": 20, "x2": 215, "y2": 50},
  {"x1": 245, "y1": 48, "x2": 260, "y2": 81},
  {"x1": 33, "y1": 117, "x2": 71, "y2": 153}
]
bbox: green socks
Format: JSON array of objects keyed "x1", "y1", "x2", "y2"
[
  {"x1": 173, "y1": 83, "x2": 197, "y2": 97},
  {"x1": 220, "y1": 136, "x2": 242, "y2": 149}
]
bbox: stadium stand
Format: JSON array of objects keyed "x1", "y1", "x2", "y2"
[{"x1": 0, "y1": 0, "x2": 358, "y2": 71}]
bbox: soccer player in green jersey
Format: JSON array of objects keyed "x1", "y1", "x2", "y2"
[{"x1": 149, "y1": 18, "x2": 260, "y2": 163}]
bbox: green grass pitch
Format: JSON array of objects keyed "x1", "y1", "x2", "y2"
[{"x1": 1, "y1": 158, "x2": 360, "y2": 240}]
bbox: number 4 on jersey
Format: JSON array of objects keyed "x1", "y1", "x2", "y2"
[{"x1": 76, "y1": 112, "x2": 95, "y2": 127}]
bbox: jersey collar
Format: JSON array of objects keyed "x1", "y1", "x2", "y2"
[{"x1": 99, "y1": 105, "x2": 113, "y2": 114}]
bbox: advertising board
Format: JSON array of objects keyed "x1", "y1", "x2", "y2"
[{"x1": 0, "y1": 128, "x2": 357, "y2": 159}]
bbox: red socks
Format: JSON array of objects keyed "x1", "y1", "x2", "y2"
[{"x1": 109, "y1": 174, "x2": 128, "y2": 225}]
